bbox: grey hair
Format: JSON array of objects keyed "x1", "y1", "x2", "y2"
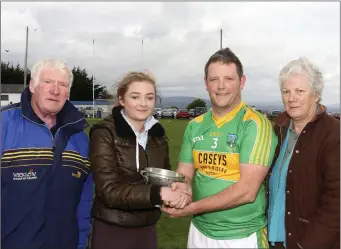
[
  {"x1": 30, "y1": 58, "x2": 74, "y2": 90},
  {"x1": 279, "y1": 57, "x2": 324, "y2": 103}
]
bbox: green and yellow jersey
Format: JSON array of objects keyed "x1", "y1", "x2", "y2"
[{"x1": 179, "y1": 102, "x2": 278, "y2": 240}]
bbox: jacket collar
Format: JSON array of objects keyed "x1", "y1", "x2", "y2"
[
  {"x1": 20, "y1": 87, "x2": 88, "y2": 131},
  {"x1": 275, "y1": 104, "x2": 327, "y2": 128},
  {"x1": 112, "y1": 105, "x2": 165, "y2": 138}
]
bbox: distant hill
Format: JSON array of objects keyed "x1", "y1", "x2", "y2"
[
  {"x1": 156, "y1": 96, "x2": 340, "y2": 113},
  {"x1": 156, "y1": 96, "x2": 211, "y2": 109}
]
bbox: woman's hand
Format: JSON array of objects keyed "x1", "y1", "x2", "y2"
[
  {"x1": 160, "y1": 187, "x2": 191, "y2": 209},
  {"x1": 168, "y1": 182, "x2": 192, "y2": 208}
]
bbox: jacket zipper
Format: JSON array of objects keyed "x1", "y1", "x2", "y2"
[
  {"x1": 144, "y1": 150, "x2": 149, "y2": 167},
  {"x1": 143, "y1": 138, "x2": 149, "y2": 169},
  {"x1": 22, "y1": 115, "x2": 56, "y2": 149},
  {"x1": 144, "y1": 141, "x2": 149, "y2": 168}
]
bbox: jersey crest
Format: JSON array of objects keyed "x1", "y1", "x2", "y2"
[{"x1": 226, "y1": 133, "x2": 237, "y2": 148}]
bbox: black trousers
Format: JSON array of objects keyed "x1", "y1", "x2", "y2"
[{"x1": 90, "y1": 218, "x2": 158, "y2": 249}]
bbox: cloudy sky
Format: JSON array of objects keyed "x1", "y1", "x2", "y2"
[{"x1": 1, "y1": 2, "x2": 340, "y2": 105}]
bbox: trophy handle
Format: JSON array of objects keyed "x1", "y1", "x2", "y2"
[
  {"x1": 140, "y1": 170, "x2": 148, "y2": 183},
  {"x1": 168, "y1": 179, "x2": 173, "y2": 187}
]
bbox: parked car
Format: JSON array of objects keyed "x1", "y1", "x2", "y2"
[
  {"x1": 194, "y1": 107, "x2": 206, "y2": 117},
  {"x1": 188, "y1": 109, "x2": 195, "y2": 117},
  {"x1": 84, "y1": 107, "x2": 95, "y2": 118},
  {"x1": 78, "y1": 107, "x2": 86, "y2": 117},
  {"x1": 153, "y1": 108, "x2": 162, "y2": 118},
  {"x1": 82, "y1": 106, "x2": 103, "y2": 118},
  {"x1": 267, "y1": 110, "x2": 281, "y2": 120},
  {"x1": 171, "y1": 108, "x2": 178, "y2": 118},
  {"x1": 161, "y1": 108, "x2": 174, "y2": 118},
  {"x1": 176, "y1": 109, "x2": 191, "y2": 119}
]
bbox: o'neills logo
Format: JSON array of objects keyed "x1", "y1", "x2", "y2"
[{"x1": 13, "y1": 169, "x2": 37, "y2": 181}]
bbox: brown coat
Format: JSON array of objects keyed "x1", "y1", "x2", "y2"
[
  {"x1": 267, "y1": 106, "x2": 340, "y2": 249},
  {"x1": 89, "y1": 106, "x2": 171, "y2": 227}
]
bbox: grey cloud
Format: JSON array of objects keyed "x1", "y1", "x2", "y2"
[{"x1": 1, "y1": 2, "x2": 339, "y2": 105}]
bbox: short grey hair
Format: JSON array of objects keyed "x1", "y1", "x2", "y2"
[
  {"x1": 279, "y1": 57, "x2": 324, "y2": 103},
  {"x1": 30, "y1": 58, "x2": 74, "y2": 90}
]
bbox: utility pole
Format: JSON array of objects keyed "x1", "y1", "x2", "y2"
[
  {"x1": 92, "y1": 38, "x2": 95, "y2": 118},
  {"x1": 141, "y1": 39, "x2": 144, "y2": 70},
  {"x1": 24, "y1": 26, "x2": 29, "y2": 88},
  {"x1": 220, "y1": 29, "x2": 223, "y2": 50}
]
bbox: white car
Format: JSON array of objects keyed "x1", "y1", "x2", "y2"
[
  {"x1": 161, "y1": 109, "x2": 174, "y2": 118},
  {"x1": 153, "y1": 108, "x2": 162, "y2": 118}
]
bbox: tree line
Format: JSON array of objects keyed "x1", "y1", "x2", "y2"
[
  {"x1": 1, "y1": 61, "x2": 207, "y2": 109},
  {"x1": 1, "y1": 61, "x2": 112, "y2": 101},
  {"x1": 186, "y1": 98, "x2": 206, "y2": 110}
]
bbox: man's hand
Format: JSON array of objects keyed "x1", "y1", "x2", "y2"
[
  {"x1": 171, "y1": 182, "x2": 192, "y2": 196},
  {"x1": 165, "y1": 182, "x2": 192, "y2": 208},
  {"x1": 161, "y1": 203, "x2": 196, "y2": 218},
  {"x1": 160, "y1": 187, "x2": 191, "y2": 209},
  {"x1": 162, "y1": 162, "x2": 195, "y2": 209}
]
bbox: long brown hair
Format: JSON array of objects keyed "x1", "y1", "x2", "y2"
[{"x1": 114, "y1": 71, "x2": 161, "y2": 106}]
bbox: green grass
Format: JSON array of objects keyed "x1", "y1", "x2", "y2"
[{"x1": 85, "y1": 118, "x2": 192, "y2": 248}]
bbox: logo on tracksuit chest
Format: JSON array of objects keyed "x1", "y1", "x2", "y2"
[
  {"x1": 72, "y1": 171, "x2": 82, "y2": 178},
  {"x1": 13, "y1": 168, "x2": 37, "y2": 181}
]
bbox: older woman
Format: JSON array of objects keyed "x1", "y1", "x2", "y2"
[{"x1": 267, "y1": 57, "x2": 340, "y2": 249}]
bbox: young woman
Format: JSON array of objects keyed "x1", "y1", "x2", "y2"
[{"x1": 89, "y1": 72, "x2": 190, "y2": 249}]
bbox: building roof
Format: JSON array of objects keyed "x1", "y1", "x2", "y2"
[{"x1": 1, "y1": 84, "x2": 25, "y2": 93}]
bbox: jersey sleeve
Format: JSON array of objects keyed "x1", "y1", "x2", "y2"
[
  {"x1": 240, "y1": 118, "x2": 278, "y2": 167},
  {"x1": 178, "y1": 122, "x2": 194, "y2": 164}
]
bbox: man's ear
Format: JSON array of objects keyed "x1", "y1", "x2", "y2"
[
  {"x1": 29, "y1": 80, "x2": 35, "y2": 94},
  {"x1": 240, "y1": 75, "x2": 246, "y2": 90},
  {"x1": 204, "y1": 77, "x2": 208, "y2": 91}
]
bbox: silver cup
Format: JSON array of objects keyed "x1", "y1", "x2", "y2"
[{"x1": 140, "y1": 167, "x2": 185, "y2": 187}]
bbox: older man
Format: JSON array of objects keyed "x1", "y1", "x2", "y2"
[{"x1": 1, "y1": 59, "x2": 93, "y2": 249}]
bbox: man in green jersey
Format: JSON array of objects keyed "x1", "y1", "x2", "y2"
[{"x1": 162, "y1": 48, "x2": 278, "y2": 248}]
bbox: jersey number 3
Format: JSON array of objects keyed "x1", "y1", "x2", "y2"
[{"x1": 211, "y1": 138, "x2": 218, "y2": 149}]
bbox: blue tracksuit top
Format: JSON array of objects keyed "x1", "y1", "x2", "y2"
[{"x1": 1, "y1": 87, "x2": 93, "y2": 249}]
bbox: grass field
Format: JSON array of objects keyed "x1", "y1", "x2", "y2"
[{"x1": 86, "y1": 118, "x2": 192, "y2": 249}]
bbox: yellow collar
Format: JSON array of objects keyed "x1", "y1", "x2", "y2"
[{"x1": 212, "y1": 102, "x2": 245, "y2": 127}]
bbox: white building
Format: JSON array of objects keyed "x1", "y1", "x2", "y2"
[
  {"x1": 0, "y1": 84, "x2": 114, "y2": 118},
  {"x1": 1, "y1": 84, "x2": 24, "y2": 106},
  {"x1": 70, "y1": 100, "x2": 114, "y2": 118}
]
